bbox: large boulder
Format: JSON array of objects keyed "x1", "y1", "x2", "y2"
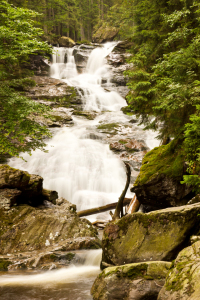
[
  {"x1": 131, "y1": 142, "x2": 192, "y2": 208},
  {"x1": 24, "y1": 54, "x2": 50, "y2": 76},
  {"x1": 102, "y1": 203, "x2": 200, "y2": 266},
  {"x1": 91, "y1": 261, "x2": 171, "y2": 300},
  {"x1": 0, "y1": 202, "x2": 99, "y2": 254},
  {"x1": 0, "y1": 164, "x2": 43, "y2": 205},
  {"x1": 58, "y1": 36, "x2": 75, "y2": 47},
  {"x1": 92, "y1": 25, "x2": 119, "y2": 43},
  {"x1": 113, "y1": 39, "x2": 135, "y2": 53},
  {"x1": 158, "y1": 241, "x2": 200, "y2": 300},
  {"x1": 26, "y1": 76, "x2": 82, "y2": 110}
]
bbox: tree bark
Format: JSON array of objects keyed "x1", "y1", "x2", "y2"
[
  {"x1": 112, "y1": 162, "x2": 131, "y2": 221},
  {"x1": 127, "y1": 194, "x2": 140, "y2": 214}
]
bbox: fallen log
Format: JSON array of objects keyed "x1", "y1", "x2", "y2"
[{"x1": 77, "y1": 198, "x2": 132, "y2": 217}]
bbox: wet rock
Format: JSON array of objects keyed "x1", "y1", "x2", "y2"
[
  {"x1": 91, "y1": 261, "x2": 171, "y2": 300},
  {"x1": 0, "y1": 258, "x2": 12, "y2": 271},
  {"x1": 55, "y1": 197, "x2": 76, "y2": 212},
  {"x1": 92, "y1": 26, "x2": 119, "y2": 43},
  {"x1": 107, "y1": 53, "x2": 125, "y2": 66},
  {"x1": 74, "y1": 51, "x2": 89, "y2": 69},
  {"x1": 0, "y1": 189, "x2": 22, "y2": 209},
  {"x1": 131, "y1": 143, "x2": 192, "y2": 208},
  {"x1": 113, "y1": 39, "x2": 135, "y2": 53},
  {"x1": 24, "y1": 55, "x2": 50, "y2": 76},
  {"x1": 0, "y1": 165, "x2": 43, "y2": 203},
  {"x1": 35, "y1": 107, "x2": 73, "y2": 128},
  {"x1": 102, "y1": 203, "x2": 200, "y2": 266},
  {"x1": 42, "y1": 189, "x2": 58, "y2": 204},
  {"x1": 72, "y1": 110, "x2": 98, "y2": 120},
  {"x1": 0, "y1": 202, "x2": 99, "y2": 254},
  {"x1": 110, "y1": 141, "x2": 125, "y2": 152},
  {"x1": 26, "y1": 76, "x2": 81, "y2": 109},
  {"x1": 97, "y1": 123, "x2": 120, "y2": 135},
  {"x1": 158, "y1": 241, "x2": 200, "y2": 300},
  {"x1": 58, "y1": 36, "x2": 75, "y2": 47}
]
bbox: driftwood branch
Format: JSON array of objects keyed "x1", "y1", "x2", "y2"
[
  {"x1": 112, "y1": 162, "x2": 131, "y2": 221},
  {"x1": 77, "y1": 198, "x2": 132, "y2": 217},
  {"x1": 127, "y1": 194, "x2": 140, "y2": 214}
]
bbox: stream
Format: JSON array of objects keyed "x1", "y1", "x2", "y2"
[{"x1": 0, "y1": 42, "x2": 159, "y2": 299}]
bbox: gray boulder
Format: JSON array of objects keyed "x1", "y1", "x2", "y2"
[
  {"x1": 102, "y1": 203, "x2": 200, "y2": 266},
  {"x1": 91, "y1": 261, "x2": 171, "y2": 300},
  {"x1": 158, "y1": 241, "x2": 200, "y2": 300}
]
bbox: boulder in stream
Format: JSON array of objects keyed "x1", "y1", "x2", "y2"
[
  {"x1": 102, "y1": 203, "x2": 200, "y2": 266},
  {"x1": 131, "y1": 142, "x2": 192, "y2": 208},
  {"x1": 0, "y1": 165, "x2": 101, "y2": 256},
  {"x1": 158, "y1": 241, "x2": 200, "y2": 300},
  {"x1": 91, "y1": 261, "x2": 171, "y2": 300}
]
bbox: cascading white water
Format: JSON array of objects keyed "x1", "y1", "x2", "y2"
[
  {"x1": 4, "y1": 43, "x2": 161, "y2": 300},
  {"x1": 51, "y1": 47, "x2": 78, "y2": 79},
  {"x1": 9, "y1": 43, "x2": 133, "y2": 221}
]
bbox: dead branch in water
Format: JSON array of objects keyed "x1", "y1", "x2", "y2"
[
  {"x1": 77, "y1": 197, "x2": 132, "y2": 217},
  {"x1": 112, "y1": 162, "x2": 131, "y2": 221}
]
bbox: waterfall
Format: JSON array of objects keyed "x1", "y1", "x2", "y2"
[
  {"x1": 9, "y1": 43, "x2": 159, "y2": 221},
  {"x1": 9, "y1": 43, "x2": 133, "y2": 221}
]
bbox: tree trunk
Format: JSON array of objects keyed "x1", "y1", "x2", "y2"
[{"x1": 112, "y1": 162, "x2": 131, "y2": 221}]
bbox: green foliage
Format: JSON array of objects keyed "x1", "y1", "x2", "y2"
[
  {"x1": 120, "y1": 0, "x2": 200, "y2": 192},
  {"x1": 9, "y1": 0, "x2": 113, "y2": 41},
  {"x1": 0, "y1": 1, "x2": 52, "y2": 157}
]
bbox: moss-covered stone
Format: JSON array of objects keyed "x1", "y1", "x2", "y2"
[
  {"x1": 92, "y1": 25, "x2": 119, "y2": 43},
  {"x1": 72, "y1": 111, "x2": 97, "y2": 120},
  {"x1": 102, "y1": 203, "x2": 200, "y2": 266},
  {"x1": 0, "y1": 201, "x2": 100, "y2": 254},
  {"x1": 91, "y1": 261, "x2": 171, "y2": 300},
  {"x1": 158, "y1": 241, "x2": 200, "y2": 300},
  {"x1": 0, "y1": 258, "x2": 12, "y2": 271},
  {"x1": 58, "y1": 36, "x2": 75, "y2": 47},
  {"x1": 131, "y1": 141, "x2": 192, "y2": 208},
  {"x1": 97, "y1": 123, "x2": 120, "y2": 134},
  {"x1": 134, "y1": 141, "x2": 184, "y2": 186}
]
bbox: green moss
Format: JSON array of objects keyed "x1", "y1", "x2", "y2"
[
  {"x1": 134, "y1": 140, "x2": 185, "y2": 186},
  {"x1": 119, "y1": 140, "x2": 127, "y2": 145},
  {"x1": 97, "y1": 123, "x2": 119, "y2": 134},
  {"x1": 0, "y1": 259, "x2": 11, "y2": 271},
  {"x1": 72, "y1": 111, "x2": 95, "y2": 120}
]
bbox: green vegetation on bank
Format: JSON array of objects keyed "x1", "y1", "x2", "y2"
[
  {"x1": 0, "y1": 1, "x2": 52, "y2": 157},
  {"x1": 110, "y1": 0, "x2": 200, "y2": 191}
]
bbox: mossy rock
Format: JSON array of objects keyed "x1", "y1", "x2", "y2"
[
  {"x1": 92, "y1": 25, "x2": 119, "y2": 43},
  {"x1": 91, "y1": 261, "x2": 171, "y2": 300},
  {"x1": 158, "y1": 241, "x2": 200, "y2": 300},
  {"x1": 131, "y1": 141, "x2": 192, "y2": 208},
  {"x1": 102, "y1": 203, "x2": 200, "y2": 266},
  {"x1": 97, "y1": 123, "x2": 120, "y2": 134},
  {"x1": 0, "y1": 258, "x2": 12, "y2": 271},
  {"x1": 0, "y1": 202, "x2": 99, "y2": 254}
]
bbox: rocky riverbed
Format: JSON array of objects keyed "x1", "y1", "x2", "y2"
[{"x1": 1, "y1": 41, "x2": 199, "y2": 300}]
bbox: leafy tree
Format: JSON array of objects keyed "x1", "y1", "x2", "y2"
[
  {"x1": 0, "y1": 0, "x2": 52, "y2": 157},
  {"x1": 124, "y1": 0, "x2": 200, "y2": 191}
]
